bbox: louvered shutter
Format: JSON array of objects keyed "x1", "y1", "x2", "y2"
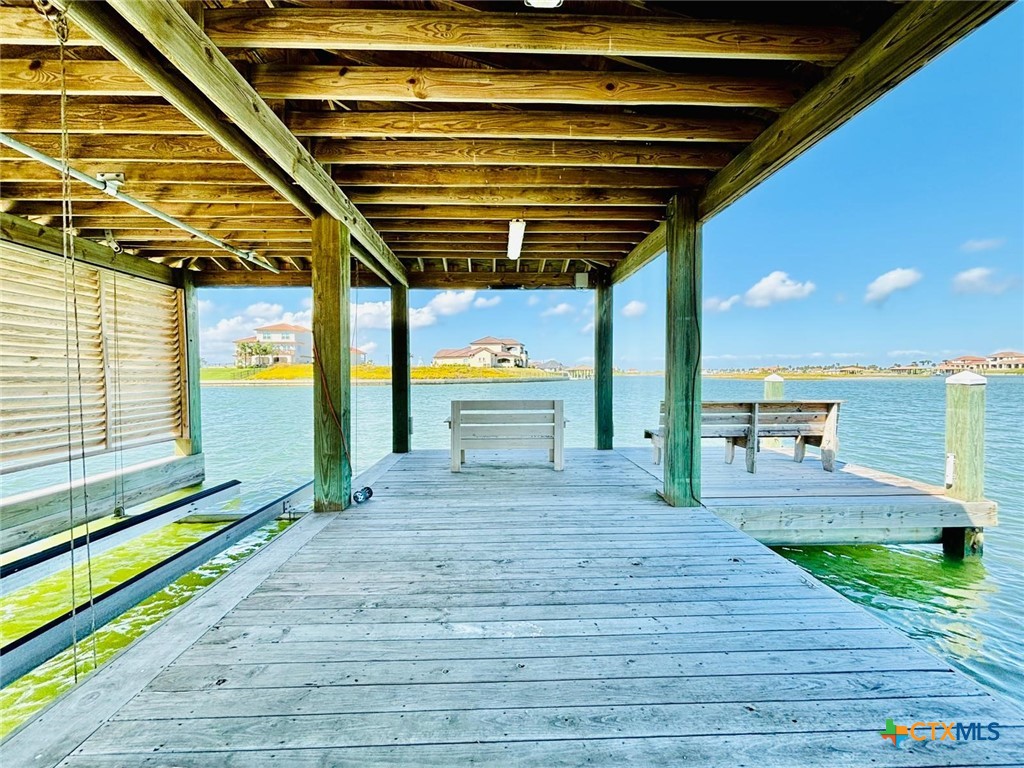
[{"x1": 0, "y1": 243, "x2": 185, "y2": 473}]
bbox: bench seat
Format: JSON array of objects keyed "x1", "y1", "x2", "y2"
[{"x1": 447, "y1": 399, "x2": 566, "y2": 472}]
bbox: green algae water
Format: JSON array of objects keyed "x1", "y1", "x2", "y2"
[
  {"x1": 2, "y1": 375, "x2": 1021, "y2": 734},
  {"x1": 0, "y1": 519, "x2": 291, "y2": 738}
]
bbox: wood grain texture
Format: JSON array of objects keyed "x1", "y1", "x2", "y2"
[
  {"x1": 12, "y1": 448, "x2": 1019, "y2": 767},
  {"x1": 290, "y1": 109, "x2": 763, "y2": 142},
  {"x1": 319, "y1": 139, "x2": 734, "y2": 169},
  {"x1": 0, "y1": 102, "x2": 199, "y2": 135},
  {"x1": 372, "y1": 220, "x2": 654, "y2": 234},
  {"x1": 334, "y1": 165, "x2": 711, "y2": 188},
  {"x1": 0, "y1": 59, "x2": 153, "y2": 96},
  {"x1": 204, "y1": 9, "x2": 858, "y2": 63},
  {"x1": 105, "y1": 0, "x2": 405, "y2": 286},
  {"x1": 0, "y1": 133, "x2": 234, "y2": 162},
  {"x1": 0, "y1": 159, "x2": 265, "y2": 185},
  {"x1": 311, "y1": 214, "x2": 351, "y2": 512},
  {"x1": 174, "y1": 272, "x2": 202, "y2": 457},
  {"x1": 700, "y1": 1, "x2": 1012, "y2": 220},
  {"x1": 347, "y1": 186, "x2": 669, "y2": 207},
  {"x1": 361, "y1": 205, "x2": 661, "y2": 221},
  {"x1": 611, "y1": 222, "x2": 667, "y2": 283},
  {"x1": 663, "y1": 195, "x2": 702, "y2": 507},
  {"x1": 252, "y1": 66, "x2": 801, "y2": 109}
]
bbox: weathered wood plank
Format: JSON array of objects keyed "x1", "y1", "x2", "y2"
[
  {"x1": 311, "y1": 214, "x2": 351, "y2": 511},
  {"x1": 203, "y1": 10, "x2": 858, "y2": 63},
  {"x1": 663, "y1": 195, "x2": 701, "y2": 506},
  {"x1": 334, "y1": 164, "x2": 718, "y2": 187},
  {"x1": 291, "y1": 109, "x2": 763, "y2": 142},
  {"x1": 252, "y1": 66, "x2": 801, "y2": 109}
]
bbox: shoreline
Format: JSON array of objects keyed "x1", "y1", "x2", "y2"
[{"x1": 201, "y1": 375, "x2": 568, "y2": 387}]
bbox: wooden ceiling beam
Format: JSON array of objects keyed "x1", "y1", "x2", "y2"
[
  {"x1": 384, "y1": 232, "x2": 642, "y2": 244},
  {"x1": 0, "y1": 182, "x2": 289, "y2": 204},
  {"x1": 252, "y1": 66, "x2": 800, "y2": 109},
  {"x1": 317, "y1": 139, "x2": 728, "y2": 169},
  {"x1": 203, "y1": 9, "x2": 857, "y2": 63},
  {"x1": 361, "y1": 205, "x2": 661, "y2": 221},
  {"x1": 373, "y1": 219, "x2": 654, "y2": 234},
  {"x1": 334, "y1": 165, "x2": 711, "y2": 189},
  {"x1": 68, "y1": 217, "x2": 311, "y2": 231},
  {"x1": 0, "y1": 59, "x2": 153, "y2": 97},
  {"x1": 80, "y1": 229, "x2": 312, "y2": 243},
  {"x1": 0, "y1": 133, "x2": 237, "y2": 162},
  {"x1": 0, "y1": 102, "x2": 201, "y2": 135},
  {"x1": 347, "y1": 187, "x2": 669, "y2": 207},
  {"x1": 193, "y1": 268, "x2": 582, "y2": 290},
  {"x1": 393, "y1": 246, "x2": 628, "y2": 257},
  {"x1": 289, "y1": 110, "x2": 763, "y2": 143},
  {"x1": 5, "y1": 201, "x2": 305, "y2": 219},
  {"x1": 0, "y1": 160, "x2": 265, "y2": 185},
  {"x1": 99, "y1": 0, "x2": 406, "y2": 286}
]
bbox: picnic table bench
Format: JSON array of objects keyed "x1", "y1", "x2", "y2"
[
  {"x1": 446, "y1": 399, "x2": 565, "y2": 472},
  {"x1": 645, "y1": 400, "x2": 841, "y2": 473}
]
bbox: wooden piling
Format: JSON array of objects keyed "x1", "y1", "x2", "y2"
[
  {"x1": 594, "y1": 275, "x2": 614, "y2": 450},
  {"x1": 391, "y1": 282, "x2": 412, "y2": 453},
  {"x1": 762, "y1": 373, "x2": 784, "y2": 448},
  {"x1": 312, "y1": 213, "x2": 351, "y2": 512},
  {"x1": 663, "y1": 194, "x2": 701, "y2": 507},
  {"x1": 174, "y1": 271, "x2": 203, "y2": 459},
  {"x1": 942, "y1": 371, "x2": 986, "y2": 558}
]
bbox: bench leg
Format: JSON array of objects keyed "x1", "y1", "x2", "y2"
[
  {"x1": 651, "y1": 435, "x2": 663, "y2": 466},
  {"x1": 745, "y1": 435, "x2": 757, "y2": 474},
  {"x1": 451, "y1": 438, "x2": 462, "y2": 472},
  {"x1": 724, "y1": 439, "x2": 735, "y2": 464},
  {"x1": 794, "y1": 436, "x2": 806, "y2": 463},
  {"x1": 554, "y1": 448, "x2": 564, "y2": 471},
  {"x1": 549, "y1": 448, "x2": 555, "y2": 463}
]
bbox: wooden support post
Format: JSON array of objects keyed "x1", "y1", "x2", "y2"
[
  {"x1": 174, "y1": 271, "x2": 202, "y2": 458},
  {"x1": 594, "y1": 276, "x2": 613, "y2": 450},
  {"x1": 312, "y1": 213, "x2": 351, "y2": 512},
  {"x1": 942, "y1": 371, "x2": 986, "y2": 558},
  {"x1": 391, "y1": 282, "x2": 412, "y2": 453},
  {"x1": 762, "y1": 373, "x2": 784, "y2": 448},
  {"x1": 663, "y1": 194, "x2": 702, "y2": 507}
]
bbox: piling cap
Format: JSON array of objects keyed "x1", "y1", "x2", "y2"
[
  {"x1": 946, "y1": 371, "x2": 987, "y2": 385},
  {"x1": 764, "y1": 373, "x2": 784, "y2": 381}
]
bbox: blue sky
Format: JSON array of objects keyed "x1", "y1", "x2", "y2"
[{"x1": 198, "y1": 7, "x2": 1022, "y2": 368}]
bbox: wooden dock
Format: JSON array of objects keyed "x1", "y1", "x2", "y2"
[
  {"x1": 5, "y1": 449, "x2": 1022, "y2": 767},
  {"x1": 620, "y1": 445, "x2": 999, "y2": 546}
]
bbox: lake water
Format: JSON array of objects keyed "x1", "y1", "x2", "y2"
[{"x1": 6, "y1": 375, "x2": 1022, "y2": 707}]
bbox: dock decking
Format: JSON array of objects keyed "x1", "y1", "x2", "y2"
[{"x1": 5, "y1": 449, "x2": 1022, "y2": 767}]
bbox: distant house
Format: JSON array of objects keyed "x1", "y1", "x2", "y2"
[
  {"x1": 433, "y1": 336, "x2": 529, "y2": 368},
  {"x1": 837, "y1": 365, "x2": 868, "y2": 375},
  {"x1": 889, "y1": 364, "x2": 930, "y2": 375},
  {"x1": 530, "y1": 359, "x2": 565, "y2": 372},
  {"x1": 938, "y1": 355, "x2": 989, "y2": 374},
  {"x1": 565, "y1": 365, "x2": 594, "y2": 380},
  {"x1": 234, "y1": 323, "x2": 366, "y2": 366},
  {"x1": 986, "y1": 351, "x2": 1024, "y2": 370}
]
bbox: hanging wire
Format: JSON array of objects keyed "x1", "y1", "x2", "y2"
[{"x1": 41, "y1": 0, "x2": 101, "y2": 677}]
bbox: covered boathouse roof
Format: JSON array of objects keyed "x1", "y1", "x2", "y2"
[{"x1": 0, "y1": 1, "x2": 1009, "y2": 292}]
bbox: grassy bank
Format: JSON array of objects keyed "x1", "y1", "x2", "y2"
[{"x1": 201, "y1": 364, "x2": 562, "y2": 383}]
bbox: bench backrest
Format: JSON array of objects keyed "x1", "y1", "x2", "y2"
[
  {"x1": 451, "y1": 399, "x2": 563, "y2": 441},
  {"x1": 657, "y1": 400, "x2": 841, "y2": 436}
]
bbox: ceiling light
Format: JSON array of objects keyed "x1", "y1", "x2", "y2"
[
  {"x1": 507, "y1": 219, "x2": 526, "y2": 261},
  {"x1": 525, "y1": 0, "x2": 564, "y2": 7}
]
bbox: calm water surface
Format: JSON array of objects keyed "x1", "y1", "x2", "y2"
[{"x1": 6, "y1": 376, "x2": 1022, "y2": 706}]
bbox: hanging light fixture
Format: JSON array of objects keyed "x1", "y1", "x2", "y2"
[
  {"x1": 525, "y1": 0, "x2": 563, "y2": 7},
  {"x1": 507, "y1": 219, "x2": 527, "y2": 260}
]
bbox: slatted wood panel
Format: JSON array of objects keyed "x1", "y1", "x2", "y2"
[
  {"x1": 28, "y1": 450, "x2": 1022, "y2": 767},
  {"x1": 0, "y1": 243, "x2": 184, "y2": 473}
]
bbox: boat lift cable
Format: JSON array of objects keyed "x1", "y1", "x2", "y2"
[{"x1": 0, "y1": 131, "x2": 280, "y2": 274}]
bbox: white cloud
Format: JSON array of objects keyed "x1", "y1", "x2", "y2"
[
  {"x1": 580, "y1": 320, "x2": 595, "y2": 334},
  {"x1": 351, "y1": 300, "x2": 392, "y2": 330},
  {"x1": 952, "y1": 267, "x2": 1014, "y2": 295},
  {"x1": 429, "y1": 290, "x2": 477, "y2": 316},
  {"x1": 409, "y1": 306, "x2": 437, "y2": 329},
  {"x1": 527, "y1": 295, "x2": 540, "y2": 307},
  {"x1": 744, "y1": 271, "x2": 816, "y2": 308},
  {"x1": 474, "y1": 295, "x2": 501, "y2": 309},
  {"x1": 243, "y1": 301, "x2": 283, "y2": 319},
  {"x1": 830, "y1": 352, "x2": 864, "y2": 359},
  {"x1": 961, "y1": 238, "x2": 1005, "y2": 253},
  {"x1": 622, "y1": 300, "x2": 647, "y2": 318},
  {"x1": 864, "y1": 267, "x2": 922, "y2": 304},
  {"x1": 356, "y1": 340, "x2": 378, "y2": 356},
  {"x1": 541, "y1": 302, "x2": 575, "y2": 317},
  {"x1": 704, "y1": 294, "x2": 740, "y2": 313},
  {"x1": 197, "y1": 299, "x2": 214, "y2": 315}
]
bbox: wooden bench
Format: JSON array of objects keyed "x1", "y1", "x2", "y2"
[
  {"x1": 446, "y1": 399, "x2": 566, "y2": 472},
  {"x1": 644, "y1": 400, "x2": 841, "y2": 473}
]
